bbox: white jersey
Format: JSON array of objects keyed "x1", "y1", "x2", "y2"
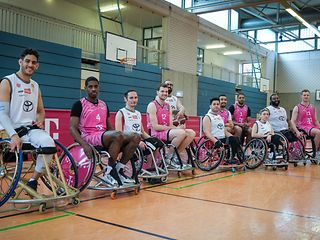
[
  {"x1": 266, "y1": 105, "x2": 288, "y2": 131},
  {"x1": 0, "y1": 73, "x2": 39, "y2": 130},
  {"x1": 119, "y1": 107, "x2": 142, "y2": 134},
  {"x1": 165, "y1": 95, "x2": 178, "y2": 111},
  {"x1": 206, "y1": 110, "x2": 225, "y2": 139},
  {"x1": 255, "y1": 120, "x2": 272, "y2": 135}
]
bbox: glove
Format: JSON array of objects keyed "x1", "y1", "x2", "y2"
[{"x1": 214, "y1": 140, "x2": 223, "y2": 148}]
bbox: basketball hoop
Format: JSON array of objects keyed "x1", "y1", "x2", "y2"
[{"x1": 120, "y1": 57, "x2": 136, "y2": 72}]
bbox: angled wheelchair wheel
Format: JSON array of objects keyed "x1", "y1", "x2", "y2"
[
  {"x1": 0, "y1": 140, "x2": 23, "y2": 207},
  {"x1": 274, "y1": 132, "x2": 289, "y2": 163},
  {"x1": 195, "y1": 139, "x2": 224, "y2": 171},
  {"x1": 64, "y1": 143, "x2": 97, "y2": 192},
  {"x1": 244, "y1": 138, "x2": 267, "y2": 169},
  {"x1": 288, "y1": 138, "x2": 305, "y2": 161},
  {"x1": 41, "y1": 140, "x2": 80, "y2": 192}
]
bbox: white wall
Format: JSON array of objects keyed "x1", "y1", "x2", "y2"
[
  {"x1": 204, "y1": 50, "x2": 239, "y2": 73},
  {"x1": 162, "y1": 15, "x2": 198, "y2": 74},
  {"x1": 277, "y1": 50, "x2": 320, "y2": 93}
]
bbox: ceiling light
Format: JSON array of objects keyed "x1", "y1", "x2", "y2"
[
  {"x1": 205, "y1": 44, "x2": 226, "y2": 49},
  {"x1": 223, "y1": 51, "x2": 242, "y2": 55},
  {"x1": 100, "y1": 4, "x2": 125, "y2": 12},
  {"x1": 285, "y1": 7, "x2": 320, "y2": 38}
]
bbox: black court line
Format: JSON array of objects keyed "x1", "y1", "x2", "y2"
[
  {"x1": 145, "y1": 189, "x2": 320, "y2": 221},
  {"x1": 0, "y1": 209, "x2": 38, "y2": 220},
  {"x1": 75, "y1": 213, "x2": 176, "y2": 240}
]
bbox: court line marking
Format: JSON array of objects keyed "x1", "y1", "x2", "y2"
[
  {"x1": 253, "y1": 169, "x2": 320, "y2": 180},
  {"x1": 145, "y1": 189, "x2": 320, "y2": 220},
  {"x1": 73, "y1": 212, "x2": 176, "y2": 240},
  {"x1": 0, "y1": 212, "x2": 74, "y2": 232},
  {"x1": 161, "y1": 172, "x2": 245, "y2": 190}
]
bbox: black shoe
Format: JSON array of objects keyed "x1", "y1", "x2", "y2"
[
  {"x1": 110, "y1": 167, "x2": 123, "y2": 186},
  {"x1": 26, "y1": 180, "x2": 38, "y2": 192}
]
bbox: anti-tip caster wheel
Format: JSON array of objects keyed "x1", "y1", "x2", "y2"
[
  {"x1": 294, "y1": 163, "x2": 297, "y2": 167},
  {"x1": 272, "y1": 166, "x2": 277, "y2": 171},
  {"x1": 177, "y1": 171, "x2": 181, "y2": 178},
  {"x1": 160, "y1": 176, "x2": 168, "y2": 183},
  {"x1": 191, "y1": 169, "x2": 196, "y2": 175},
  {"x1": 111, "y1": 191, "x2": 117, "y2": 200},
  {"x1": 284, "y1": 166, "x2": 288, "y2": 171},
  {"x1": 72, "y1": 197, "x2": 80, "y2": 206},
  {"x1": 231, "y1": 168, "x2": 236, "y2": 173},
  {"x1": 303, "y1": 162, "x2": 307, "y2": 166},
  {"x1": 39, "y1": 203, "x2": 46, "y2": 213}
]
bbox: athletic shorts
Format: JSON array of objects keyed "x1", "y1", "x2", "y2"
[
  {"x1": 82, "y1": 132, "x2": 104, "y2": 146},
  {"x1": 151, "y1": 130, "x2": 170, "y2": 142},
  {"x1": 298, "y1": 125, "x2": 320, "y2": 136}
]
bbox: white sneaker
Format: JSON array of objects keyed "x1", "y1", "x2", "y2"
[
  {"x1": 102, "y1": 173, "x2": 117, "y2": 186},
  {"x1": 119, "y1": 173, "x2": 135, "y2": 184},
  {"x1": 166, "y1": 156, "x2": 181, "y2": 168}
]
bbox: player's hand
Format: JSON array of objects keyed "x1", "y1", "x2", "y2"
[
  {"x1": 139, "y1": 141, "x2": 147, "y2": 150},
  {"x1": 295, "y1": 131, "x2": 302, "y2": 138},
  {"x1": 33, "y1": 121, "x2": 44, "y2": 129},
  {"x1": 266, "y1": 135, "x2": 271, "y2": 143},
  {"x1": 10, "y1": 134, "x2": 22, "y2": 152},
  {"x1": 83, "y1": 143, "x2": 93, "y2": 159},
  {"x1": 214, "y1": 140, "x2": 223, "y2": 148}
]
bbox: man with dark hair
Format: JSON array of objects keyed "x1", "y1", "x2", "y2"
[
  {"x1": 267, "y1": 93, "x2": 297, "y2": 142},
  {"x1": 203, "y1": 97, "x2": 242, "y2": 162},
  {"x1": 291, "y1": 89, "x2": 320, "y2": 158},
  {"x1": 70, "y1": 77, "x2": 140, "y2": 187},
  {"x1": 147, "y1": 83, "x2": 195, "y2": 168},
  {"x1": 229, "y1": 92, "x2": 252, "y2": 144},
  {"x1": 0, "y1": 48, "x2": 55, "y2": 191},
  {"x1": 164, "y1": 79, "x2": 186, "y2": 126},
  {"x1": 218, "y1": 94, "x2": 235, "y2": 135}
]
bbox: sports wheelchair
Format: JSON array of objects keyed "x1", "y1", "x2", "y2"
[
  {"x1": 61, "y1": 143, "x2": 141, "y2": 199},
  {"x1": 195, "y1": 136, "x2": 245, "y2": 173},
  {"x1": 0, "y1": 130, "x2": 80, "y2": 212},
  {"x1": 244, "y1": 132, "x2": 289, "y2": 171}
]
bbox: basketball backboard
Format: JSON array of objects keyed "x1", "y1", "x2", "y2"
[{"x1": 105, "y1": 32, "x2": 137, "y2": 65}]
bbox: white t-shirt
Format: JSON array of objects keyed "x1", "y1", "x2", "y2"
[
  {"x1": 206, "y1": 110, "x2": 225, "y2": 139},
  {"x1": 266, "y1": 105, "x2": 288, "y2": 132},
  {"x1": 119, "y1": 107, "x2": 142, "y2": 134},
  {"x1": 255, "y1": 120, "x2": 272, "y2": 135},
  {"x1": 0, "y1": 73, "x2": 39, "y2": 130}
]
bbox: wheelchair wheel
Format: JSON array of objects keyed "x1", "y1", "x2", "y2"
[
  {"x1": 0, "y1": 140, "x2": 23, "y2": 207},
  {"x1": 288, "y1": 138, "x2": 305, "y2": 162},
  {"x1": 195, "y1": 139, "x2": 224, "y2": 171},
  {"x1": 274, "y1": 132, "x2": 289, "y2": 163},
  {"x1": 244, "y1": 138, "x2": 267, "y2": 169},
  {"x1": 41, "y1": 140, "x2": 79, "y2": 192},
  {"x1": 64, "y1": 143, "x2": 97, "y2": 192}
]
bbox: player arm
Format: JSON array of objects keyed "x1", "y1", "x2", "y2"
[
  {"x1": 0, "y1": 79, "x2": 17, "y2": 137},
  {"x1": 203, "y1": 116, "x2": 218, "y2": 144},
  {"x1": 115, "y1": 111, "x2": 123, "y2": 131},
  {"x1": 290, "y1": 106, "x2": 300, "y2": 134},
  {"x1": 141, "y1": 124, "x2": 150, "y2": 139},
  {"x1": 251, "y1": 122, "x2": 264, "y2": 138},
  {"x1": 35, "y1": 89, "x2": 45, "y2": 128},
  {"x1": 176, "y1": 98, "x2": 185, "y2": 116}
]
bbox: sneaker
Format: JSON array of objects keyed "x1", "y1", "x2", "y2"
[
  {"x1": 118, "y1": 168, "x2": 135, "y2": 184},
  {"x1": 26, "y1": 179, "x2": 38, "y2": 192},
  {"x1": 167, "y1": 156, "x2": 181, "y2": 168},
  {"x1": 102, "y1": 173, "x2": 118, "y2": 186}
]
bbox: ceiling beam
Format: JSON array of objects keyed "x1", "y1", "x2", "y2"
[{"x1": 185, "y1": 0, "x2": 293, "y2": 14}]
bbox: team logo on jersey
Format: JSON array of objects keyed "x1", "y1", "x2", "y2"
[
  {"x1": 24, "y1": 88, "x2": 31, "y2": 94},
  {"x1": 16, "y1": 83, "x2": 21, "y2": 88},
  {"x1": 217, "y1": 123, "x2": 224, "y2": 130},
  {"x1": 132, "y1": 115, "x2": 138, "y2": 120},
  {"x1": 132, "y1": 123, "x2": 141, "y2": 132},
  {"x1": 279, "y1": 116, "x2": 286, "y2": 121},
  {"x1": 96, "y1": 114, "x2": 101, "y2": 121},
  {"x1": 23, "y1": 100, "x2": 33, "y2": 112}
]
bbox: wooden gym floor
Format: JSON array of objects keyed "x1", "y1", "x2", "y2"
[{"x1": 1, "y1": 164, "x2": 320, "y2": 240}]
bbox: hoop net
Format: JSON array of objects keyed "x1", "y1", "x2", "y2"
[{"x1": 120, "y1": 58, "x2": 136, "y2": 72}]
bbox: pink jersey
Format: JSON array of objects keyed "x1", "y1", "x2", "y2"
[
  {"x1": 219, "y1": 108, "x2": 230, "y2": 124},
  {"x1": 296, "y1": 103, "x2": 316, "y2": 128},
  {"x1": 148, "y1": 100, "x2": 170, "y2": 136},
  {"x1": 79, "y1": 98, "x2": 108, "y2": 137},
  {"x1": 233, "y1": 103, "x2": 248, "y2": 124}
]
